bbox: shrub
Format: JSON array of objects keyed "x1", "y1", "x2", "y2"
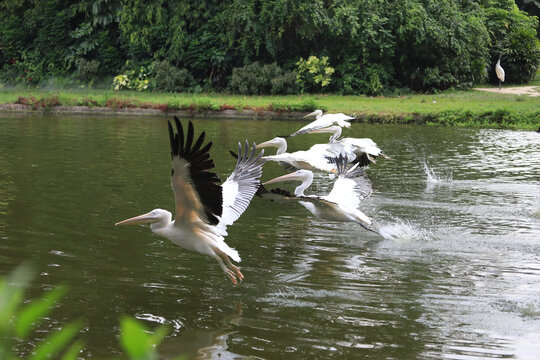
[
  {"x1": 76, "y1": 58, "x2": 101, "y2": 84},
  {"x1": 228, "y1": 62, "x2": 299, "y2": 95},
  {"x1": 113, "y1": 62, "x2": 151, "y2": 92},
  {"x1": 393, "y1": 0, "x2": 490, "y2": 91},
  {"x1": 335, "y1": 60, "x2": 392, "y2": 95},
  {"x1": 484, "y1": 0, "x2": 540, "y2": 84},
  {"x1": 13, "y1": 50, "x2": 46, "y2": 87},
  {"x1": 296, "y1": 56, "x2": 335, "y2": 93},
  {"x1": 153, "y1": 61, "x2": 194, "y2": 92},
  {"x1": 500, "y1": 25, "x2": 540, "y2": 83}
]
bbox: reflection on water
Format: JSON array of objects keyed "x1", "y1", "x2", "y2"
[
  {"x1": 148, "y1": 302, "x2": 243, "y2": 359},
  {"x1": 0, "y1": 114, "x2": 539, "y2": 359}
]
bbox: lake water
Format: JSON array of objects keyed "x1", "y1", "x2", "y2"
[{"x1": 1, "y1": 113, "x2": 539, "y2": 359}]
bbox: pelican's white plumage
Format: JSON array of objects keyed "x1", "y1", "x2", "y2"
[
  {"x1": 309, "y1": 125, "x2": 387, "y2": 166},
  {"x1": 289, "y1": 109, "x2": 354, "y2": 137},
  {"x1": 115, "y1": 117, "x2": 264, "y2": 284},
  {"x1": 256, "y1": 136, "x2": 355, "y2": 173},
  {"x1": 495, "y1": 55, "x2": 505, "y2": 89},
  {"x1": 261, "y1": 155, "x2": 376, "y2": 233}
]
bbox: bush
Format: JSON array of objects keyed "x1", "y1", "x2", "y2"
[
  {"x1": 76, "y1": 59, "x2": 101, "y2": 84},
  {"x1": 484, "y1": 0, "x2": 540, "y2": 84},
  {"x1": 153, "y1": 61, "x2": 194, "y2": 92},
  {"x1": 228, "y1": 62, "x2": 299, "y2": 95},
  {"x1": 335, "y1": 60, "x2": 393, "y2": 95},
  {"x1": 296, "y1": 56, "x2": 335, "y2": 93},
  {"x1": 112, "y1": 62, "x2": 152, "y2": 92},
  {"x1": 393, "y1": 0, "x2": 490, "y2": 91},
  {"x1": 498, "y1": 25, "x2": 540, "y2": 83}
]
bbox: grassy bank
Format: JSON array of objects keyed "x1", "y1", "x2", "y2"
[{"x1": 1, "y1": 87, "x2": 539, "y2": 130}]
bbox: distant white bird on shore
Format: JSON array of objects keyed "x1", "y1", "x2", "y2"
[
  {"x1": 495, "y1": 54, "x2": 505, "y2": 90},
  {"x1": 288, "y1": 110, "x2": 354, "y2": 137}
]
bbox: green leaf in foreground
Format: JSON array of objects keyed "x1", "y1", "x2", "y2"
[
  {"x1": 29, "y1": 320, "x2": 84, "y2": 360},
  {"x1": 119, "y1": 317, "x2": 168, "y2": 360},
  {"x1": 16, "y1": 286, "x2": 68, "y2": 338}
]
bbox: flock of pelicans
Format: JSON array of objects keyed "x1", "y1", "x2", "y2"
[{"x1": 115, "y1": 111, "x2": 388, "y2": 284}]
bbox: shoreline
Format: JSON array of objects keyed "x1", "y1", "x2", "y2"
[
  {"x1": 1, "y1": 88, "x2": 539, "y2": 130},
  {"x1": 1, "y1": 103, "x2": 539, "y2": 131},
  {"x1": 0, "y1": 103, "x2": 307, "y2": 119}
]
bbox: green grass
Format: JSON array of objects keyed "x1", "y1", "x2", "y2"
[{"x1": 1, "y1": 87, "x2": 539, "y2": 130}]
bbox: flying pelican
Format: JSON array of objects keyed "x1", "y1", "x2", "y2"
[
  {"x1": 115, "y1": 117, "x2": 265, "y2": 285},
  {"x1": 256, "y1": 137, "x2": 349, "y2": 173},
  {"x1": 495, "y1": 54, "x2": 505, "y2": 90},
  {"x1": 308, "y1": 125, "x2": 388, "y2": 166},
  {"x1": 261, "y1": 154, "x2": 378, "y2": 234},
  {"x1": 288, "y1": 110, "x2": 354, "y2": 137}
]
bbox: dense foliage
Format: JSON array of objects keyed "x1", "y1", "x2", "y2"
[{"x1": 1, "y1": 0, "x2": 539, "y2": 94}]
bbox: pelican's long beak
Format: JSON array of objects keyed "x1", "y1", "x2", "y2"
[
  {"x1": 256, "y1": 139, "x2": 276, "y2": 149},
  {"x1": 115, "y1": 212, "x2": 158, "y2": 226},
  {"x1": 303, "y1": 111, "x2": 319, "y2": 118},
  {"x1": 263, "y1": 171, "x2": 303, "y2": 185}
]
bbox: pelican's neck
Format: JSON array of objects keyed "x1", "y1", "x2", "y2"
[
  {"x1": 313, "y1": 126, "x2": 341, "y2": 142},
  {"x1": 294, "y1": 171, "x2": 314, "y2": 196},
  {"x1": 150, "y1": 212, "x2": 173, "y2": 232},
  {"x1": 328, "y1": 126, "x2": 342, "y2": 142},
  {"x1": 275, "y1": 138, "x2": 287, "y2": 154}
]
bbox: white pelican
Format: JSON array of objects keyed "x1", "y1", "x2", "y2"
[
  {"x1": 308, "y1": 125, "x2": 388, "y2": 166},
  {"x1": 255, "y1": 137, "x2": 287, "y2": 155},
  {"x1": 261, "y1": 154, "x2": 378, "y2": 234},
  {"x1": 288, "y1": 110, "x2": 354, "y2": 137},
  {"x1": 495, "y1": 54, "x2": 505, "y2": 90},
  {"x1": 257, "y1": 137, "x2": 345, "y2": 173},
  {"x1": 115, "y1": 117, "x2": 265, "y2": 285}
]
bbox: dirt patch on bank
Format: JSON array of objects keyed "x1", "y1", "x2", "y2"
[{"x1": 474, "y1": 86, "x2": 540, "y2": 97}]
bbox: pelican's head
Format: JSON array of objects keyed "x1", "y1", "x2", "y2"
[
  {"x1": 303, "y1": 110, "x2": 323, "y2": 119},
  {"x1": 308, "y1": 125, "x2": 342, "y2": 142},
  {"x1": 256, "y1": 137, "x2": 287, "y2": 154},
  {"x1": 115, "y1": 208, "x2": 172, "y2": 227},
  {"x1": 262, "y1": 170, "x2": 314, "y2": 196}
]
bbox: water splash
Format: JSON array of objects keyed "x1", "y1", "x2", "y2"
[
  {"x1": 424, "y1": 162, "x2": 449, "y2": 185},
  {"x1": 497, "y1": 300, "x2": 540, "y2": 318},
  {"x1": 377, "y1": 218, "x2": 432, "y2": 241}
]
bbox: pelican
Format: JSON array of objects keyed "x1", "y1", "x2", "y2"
[
  {"x1": 288, "y1": 110, "x2": 354, "y2": 137},
  {"x1": 495, "y1": 54, "x2": 505, "y2": 90},
  {"x1": 262, "y1": 154, "x2": 378, "y2": 234},
  {"x1": 256, "y1": 137, "x2": 347, "y2": 173},
  {"x1": 115, "y1": 117, "x2": 265, "y2": 285},
  {"x1": 255, "y1": 137, "x2": 287, "y2": 155},
  {"x1": 308, "y1": 126, "x2": 388, "y2": 166}
]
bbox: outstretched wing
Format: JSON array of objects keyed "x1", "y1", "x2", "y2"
[
  {"x1": 290, "y1": 114, "x2": 353, "y2": 137},
  {"x1": 214, "y1": 141, "x2": 265, "y2": 235},
  {"x1": 168, "y1": 117, "x2": 223, "y2": 225},
  {"x1": 325, "y1": 154, "x2": 372, "y2": 209},
  {"x1": 256, "y1": 184, "x2": 294, "y2": 201}
]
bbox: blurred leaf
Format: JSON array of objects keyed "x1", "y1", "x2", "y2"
[
  {"x1": 0, "y1": 264, "x2": 34, "y2": 336},
  {"x1": 29, "y1": 320, "x2": 84, "y2": 360},
  {"x1": 60, "y1": 340, "x2": 84, "y2": 360},
  {"x1": 16, "y1": 286, "x2": 67, "y2": 338},
  {"x1": 119, "y1": 317, "x2": 168, "y2": 360}
]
